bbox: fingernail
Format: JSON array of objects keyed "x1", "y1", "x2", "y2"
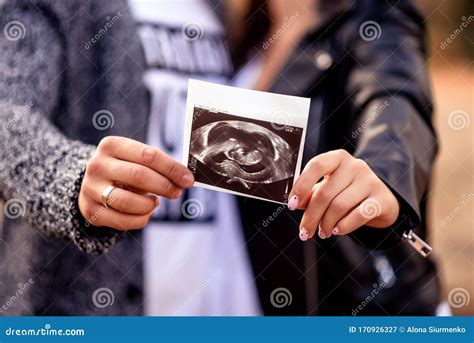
[
  {"x1": 287, "y1": 195, "x2": 299, "y2": 210},
  {"x1": 332, "y1": 227, "x2": 340, "y2": 235},
  {"x1": 173, "y1": 189, "x2": 183, "y2": 198},
  {"x1": 318, "y1": 228, "x2": 326, "y2": 239},
  {"x1": 299, "y1": 228, "x2": 309, "y2": 241},
  {"x1": 180, "y1": 174, "x2": 194, "y2": 187},
  {"x1": 154, "y1": 197, "x2": 160, "y2": 207}
]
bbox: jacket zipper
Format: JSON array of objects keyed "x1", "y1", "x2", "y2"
[{"x1": 403, "y1": 230, "x2": 432, "y2": 257}]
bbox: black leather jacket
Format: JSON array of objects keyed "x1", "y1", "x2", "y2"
[{"x1": 237, "y1": 0, "x2": 441, "y2": 315}]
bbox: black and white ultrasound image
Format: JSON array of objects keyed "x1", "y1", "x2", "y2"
[{"x1": 188, "y1": 107, "x2": 304, "y2": 203}]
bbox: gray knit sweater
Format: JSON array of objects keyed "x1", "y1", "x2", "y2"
[{"x1": 1, "y1": 0, "x2": 149, "y2": 315}]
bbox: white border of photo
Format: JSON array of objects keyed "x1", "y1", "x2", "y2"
[{"x1": 182, "y1": 79, "x2": 311, "y2": 204}]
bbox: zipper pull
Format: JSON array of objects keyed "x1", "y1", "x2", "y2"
[{"x1": 403, "y1": 230, "x2": 432, "y2": 257}]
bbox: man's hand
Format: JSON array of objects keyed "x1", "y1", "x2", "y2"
[
  {"x1": 287, "y1": 149, "x2": 400, "y2": 241},
  {"x1": 78, "y1": 136, "x2": 194, "y2": 230}
]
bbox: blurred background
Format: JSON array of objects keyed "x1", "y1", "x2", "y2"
[
  {"x1": 0, "y1": 0, "x2": 471, "y2": 316},
  {"x1": 416, "y1": 0, "x2": 473, "y2": 315}
]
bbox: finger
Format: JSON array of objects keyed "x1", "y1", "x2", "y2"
[
  {"x1": 81, "y1": 180, "x2": 159, "y2": 214},
  {"x1": 103, "y1": 158, "x2": 183, "y2": 199},
  {"x1": 319, "y1": 179, "x2": 371, "y2": 237},
  {"x1": 288, "y1": 150, "x2": 349, "y2": 210},
  {"x1": 333, "y1": 197, "x2": 382, "y2": 236},
  {"x1": 127, "y1": 186, "x2": 159, "y2": 198},
  {"x1": 298, "y1": 165, "x2": 354, "y2": 240},
  {"x1": 99, "y1": 136, "x2": 194, "y2": 187},
  {"x1": 86, "y1": 182, "x2": 159, "y2": 215},
  {"x1": 83, "y1": 201, "x2": 153, "y2": 230}
]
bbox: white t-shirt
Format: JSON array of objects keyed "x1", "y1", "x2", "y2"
[{"x1": 128, "y1": 0, "x2": 261, "y2": 316}]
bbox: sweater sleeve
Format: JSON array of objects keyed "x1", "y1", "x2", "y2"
[{"x1": 0, "y1": 2, "x2": 122, "y2": 255}]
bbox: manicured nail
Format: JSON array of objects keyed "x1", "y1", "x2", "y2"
[
  {"x1": 318, "y1": 228, "x2": 326, "y2": 239},
  {"x1": 332, "y1": 227, "x2": 340, "y2": 235},
  {"x1": 299, "y1": 228, "x2": 309, "y2": 241},
  {"x1": 287, "y1": 195, "x2": 299, "y2": 210},
  {"x1": 180, "y1": 174, "x2": 194, "y2": 187}
]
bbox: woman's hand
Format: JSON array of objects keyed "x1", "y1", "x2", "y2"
[
  {"x1": 287, "y1": 150, "x2": 400, "y2": 241},
  {"x1": 78, "y1": 136, "x2": 194, "y2": 230}
]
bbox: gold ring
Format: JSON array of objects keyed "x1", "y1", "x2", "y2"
[{"x1": 101, "y1": 185, "x2": 117, "y2": 207}]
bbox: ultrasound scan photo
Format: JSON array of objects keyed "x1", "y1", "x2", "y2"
[
  {"x1": 183, "y1": 80, "x2": 310, "y2": 204},
  {"x1": 188, "y1": 108, "x2": 303, "y2": 202}
]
